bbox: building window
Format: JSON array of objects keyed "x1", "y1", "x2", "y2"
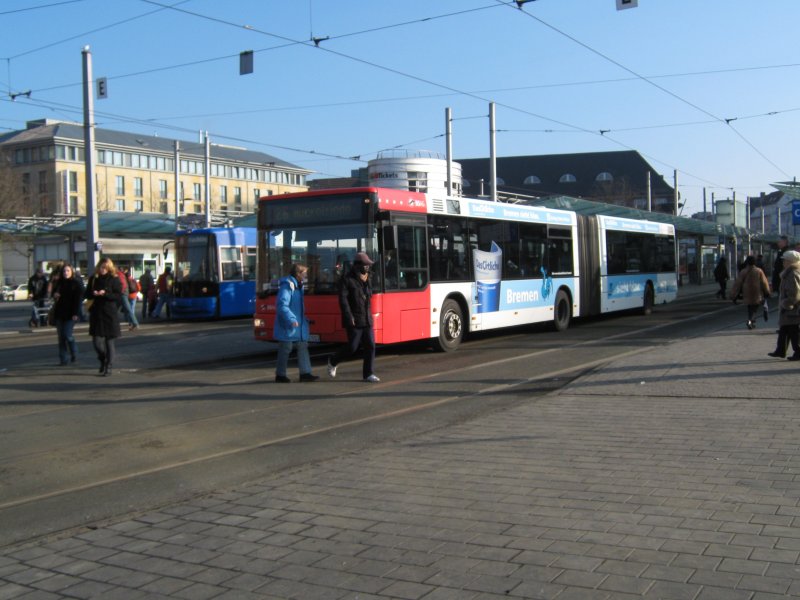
[
  {"x1": 21, "y1": 172, "x2": 30, "y2": 196},
  {"x1": 234, "y1": 187, "x2": 242, "y2": 208},
  {"x1": 134, "y1": 177, "x2": 143, "y2": 197},
  {"x1": 116, "y1": 199, "x2": 125, "y2": 211},
  {"x1": 408, "y1": 171, "x2": 428, "y2": 193},
  {"x1": 596, "y1": 172, "x2": 613, "y2": 182},
  {"x1": 69, "y1": 171, "x2": 78, "y2": 193},
  {"x1": 159, "y1": 180, "x2": 168, "y2": 199},
  {"x1": 193, "y1": 183, "x2": 202, "y2": 201},
  {"x1": 66, "y1": 196, "x2": 77, "y2": 214},
  {"x1": 220, "y1": 185, "x2": 228, "y2": 204},
  {"x1": 134, "y1": 200, "x2": 144, "y2": 212},
  {"x1": 38, "y1": 171, "x2": 47, "y2": 193},
  {"x1": 116, "y1": 175, "x2": 125, "y2": 196},
  {"x1": 523, "y1": 175, "x2": 541, "y2": 185},
  {"x1": 159, "y1": 201, "x2": 169, "y2": 214},
  {"x1": 559, "y1": 173, "x2": 577, "y2": 183}
]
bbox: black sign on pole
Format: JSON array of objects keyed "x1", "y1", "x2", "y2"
[
  {"x1": 96, "y1": 77, "x2": 108, "y2": 99},
  {"x1": 240, "y1": 51, "x2": 254, "y2": 75}
]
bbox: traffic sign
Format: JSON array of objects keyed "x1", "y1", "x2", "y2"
[
  {"x1": 617, "y1": 0, "x2": 638, "y2": 9},
  {"x1": 793, "y1": 200, "x2": 800, "y2": 226},
  {"x1": 96, "y1": 77, "x2": 108, "y2": 99}
]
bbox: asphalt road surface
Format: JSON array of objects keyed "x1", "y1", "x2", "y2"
[{"x1": 0, "y1": 292, "x2": 741, "y2": 548}]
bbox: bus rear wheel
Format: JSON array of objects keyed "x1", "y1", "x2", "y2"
[
  {"x1": 553, "y1": 289, "x2": 571, "y2": 332},
  {"x1": 643, "y1": 283, "x2": 655, "y2": 315},
  {"x1": 433, "y1": 299, "x2": 464, "y2": 352}
]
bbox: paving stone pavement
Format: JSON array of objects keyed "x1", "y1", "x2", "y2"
[{"x1": 2, "y1": 311, "x2": 800, "y2": 599}]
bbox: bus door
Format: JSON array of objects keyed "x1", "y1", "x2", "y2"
[
  {"x1": 577, "y1": 214, "x2": 601, "y2": 317},
  {"x1": 378, "y1": 214, "x2": 429, "y2": 344}
]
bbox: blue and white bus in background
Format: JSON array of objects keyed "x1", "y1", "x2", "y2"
[
  {"x1": 172, "y1": 226, "x2": 257, "y2": 319},
  {"x1": 596, "y1": 215, "x2": 677, "y2": 315}
]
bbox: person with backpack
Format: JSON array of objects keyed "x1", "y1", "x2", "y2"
[
  {"x1": 730, "y1": 255, "x2": 771, "y2": 330},
  {"x1": 273, "y1": 264, "x2": 319, "y2": 383},
  {"x1": 150, "y1": 266, "x2": 174, "y2": 319},
  {"x1": 116, "y1": 267, "x2": 139, "y2": 331},
  {"x1": 139, "y1": 268, "x2": 154, "y2": 320}
]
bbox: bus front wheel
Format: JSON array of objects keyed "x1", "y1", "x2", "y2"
[
  {"x1": 433, "y1": 299, "x2": 464, "y2": 352},
  {"x1": 553, "y1": 289, "x2": 571, "y2": 332}
]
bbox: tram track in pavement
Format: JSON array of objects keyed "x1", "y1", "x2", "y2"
[{"x1": 0, "y1": 295, "x2": 742, "y2": 547}]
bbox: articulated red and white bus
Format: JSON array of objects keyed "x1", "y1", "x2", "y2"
[{"x1": 253, "y1": 187, "x2": 676, "y2": 351}]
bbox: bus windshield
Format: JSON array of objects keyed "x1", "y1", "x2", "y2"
[
  {"x1": 262, "y1": 223, "x2": 376, "y2": 295},
  {"x1": 174, "y1": 233, "x2": 218, "y2": 283},
  {"x1": 258, "y1": 193, "x2": 376, "y2": 295}
]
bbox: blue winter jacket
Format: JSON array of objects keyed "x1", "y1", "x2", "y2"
[{"x1": 273, "y1": 275, "x2": 309, "y2": 342}]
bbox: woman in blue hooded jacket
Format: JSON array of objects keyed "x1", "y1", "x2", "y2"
[{"x1": 273, "y1": 264, "x2": 319, "y2": 383}]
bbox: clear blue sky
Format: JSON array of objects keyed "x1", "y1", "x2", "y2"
[{"x1": 2, "y1": 0, "x2": 798, "y2": 215}]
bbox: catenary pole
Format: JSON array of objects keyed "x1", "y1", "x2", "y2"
[
  {"x1": 489, "y1": 102, "x2": 497, "y2": 202},
  {"x1": 173, "y1": 140, "x2": 180, "y2": 232},
  {"x1": 445, "y1": 107, "x2": 453, "y2": 197},
  {"x1": 204, "y1": 132, "x2": 211, "y2": 228},
  {"x1": 82, "y1": 46, "x2": 100, "y2": 269}
]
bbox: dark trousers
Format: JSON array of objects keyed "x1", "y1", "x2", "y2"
[
  {"x1": 777, "y1": 324, "x2": 800, "y2": 357},
  {"x1": 746, "y1": 304, "x2": 759, "y2": 323},
  {"x1": 92, "y1": 336, "x2": 116, "y2": 367},
  {"x1": 331, "y1": 326, "x2": 376, "y2": 379},
  {"x1": 56, "y1": 318, "x2": 78, "y2": 364},
  {"x1": 716, "y1": 280, "x2": 726, "y2": 298}
]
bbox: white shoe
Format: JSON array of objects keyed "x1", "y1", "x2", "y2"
[
  {"x1": 327, "y1": 358, "x2": 337, "y2": 378},
  {"x1": 364, "y1": 374, "x2": 380, "y2": 383}
]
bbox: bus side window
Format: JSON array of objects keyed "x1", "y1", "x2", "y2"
[{"x1": 397, "y1": 225, "x2": 427, "y2": 290}]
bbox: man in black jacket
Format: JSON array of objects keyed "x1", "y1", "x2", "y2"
[
  {"x1": 27, "y1": 268, "x2": 48, "y2": 327},
  {"x1": 327, "y1": 252, "x2": 380, "y2": 382}
]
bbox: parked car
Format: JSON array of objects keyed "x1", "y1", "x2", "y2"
[{"x1": 3, "y1": 284, "x2": 29, "y2": 301}]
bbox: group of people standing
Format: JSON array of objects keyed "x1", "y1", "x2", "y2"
[{"x1": 715, "y1": 236, "x2": 800, "y2": 360}]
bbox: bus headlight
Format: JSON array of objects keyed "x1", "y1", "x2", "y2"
[{"x1": 253, "y1": 318, "x2": 265, "y2": 328}]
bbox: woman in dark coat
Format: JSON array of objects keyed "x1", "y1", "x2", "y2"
[
  {"x1": 85, "y1": 257, "x2": 122, "y2": 375},
  {"x1": 52, "y1": 263, "x2": 84, "y2": 365},
  {"x1": 769, "y1": 250, "x2": 800, "y2": 360}
]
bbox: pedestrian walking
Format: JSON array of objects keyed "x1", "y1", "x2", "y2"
[
  {"x1": 116, "y1": 268, "x2": 139, "y2": 331},
  {"x1": 51, "y1": 263, "x2": 84, "y2": 365},
  {"x1": 771, "y1": 235, "x2": 788, "y2": 296},
  {"x1": 730, "y1": 255, "x2": 770, "y2": 329},
  {"x1": 85, "y1": 257, "x2": 122, "y2": 376},
  {"x1": 273, "y1": 264, "x2": 319, "y2": 383},
  {"x1": 768, "y1": 250, "x2": 800, "y2": 360},
  {"x1": 150, "y1": 266, "x2": 173, "y2": 319},
  {"x1": 713, "y1": 255, "x2": 728, "y2": 299},
  {"x1": 139, "y1": 268, "x2": 154, "y2": 320},
  {"x1": 27, "y1": 267, "x2": 48, "y2": 327},
  {"x1": 327, "y1": 252, "x2": 380, "y2": 383}
]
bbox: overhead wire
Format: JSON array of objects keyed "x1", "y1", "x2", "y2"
[
  {"x1": 0, "y1": 0, "x2": 86, "y2": 16},
  {"x1": 501, "y1": 0, "x2": 791, "y2": 179},
  {"x1": 4, "y1": 0, "x2": 193, "y2": 61},
  {"x1": 0, "y1": 95, "x2": 366, "y2": 164},
  {"x1": 4, "y1": 0, "x2": 792, "y2": 191}
]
